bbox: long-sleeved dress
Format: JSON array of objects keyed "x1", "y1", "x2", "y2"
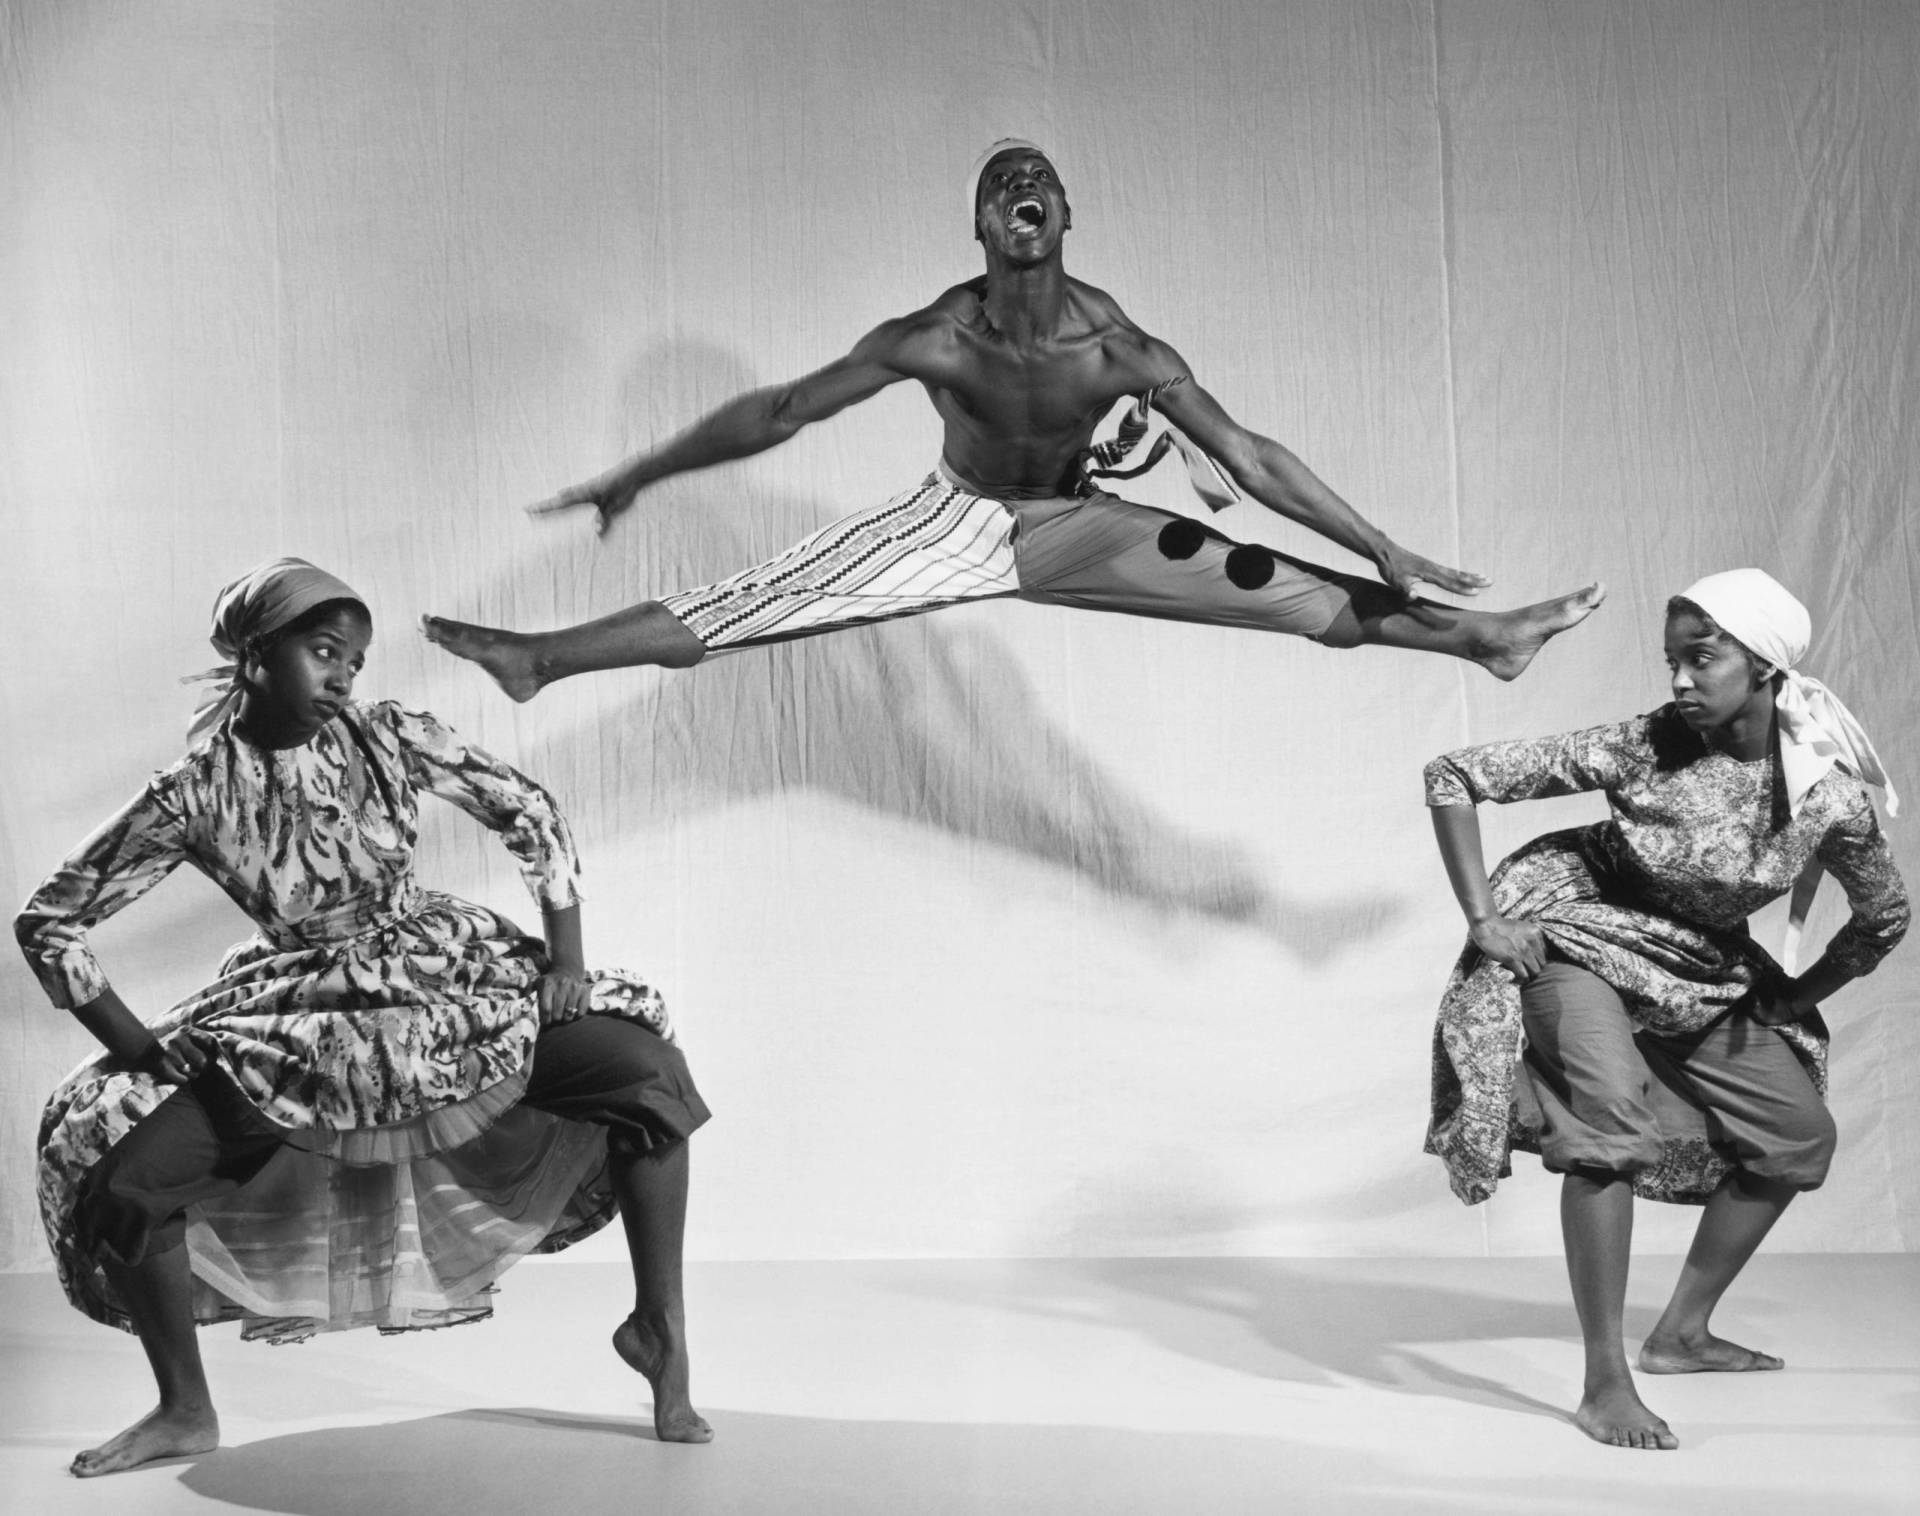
[
  {"x1": 1423, "y1": 706, "x2": 1908, "y2": 1206},
  {"x1": 19, "y1": 701, "x2": 674, "y2": 1340}
]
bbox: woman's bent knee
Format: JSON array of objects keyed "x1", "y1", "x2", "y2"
[
  {"x1": 75, "y1": 1170, "x2": 188, "y2": 1268},
  {"x1": 1749, "y1": 1108, "x2": 1837, "y2": 1191}
]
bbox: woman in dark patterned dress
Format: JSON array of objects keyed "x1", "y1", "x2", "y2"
[
  {"x1": 17, "y1": 558, "x2": 714, "y2": 1477},
  {"x1": 1423, "y1": 569, "x2": 1906, "y2": 1451}
]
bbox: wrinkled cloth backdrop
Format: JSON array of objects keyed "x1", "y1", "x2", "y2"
[{"x1": 4, "y1": 0, "x2": 1917, "y2": 1269}]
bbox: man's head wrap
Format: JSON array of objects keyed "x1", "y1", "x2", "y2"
[
  {"x1": 1677, "y1": 567, "x2": 1896, "y2": 817},
  {"x1": 966, "y1": 137, "x2": 1052, "y2": 226},
  {"x1": 182, "y1": 557, "x2": 368, "y2": 743}
]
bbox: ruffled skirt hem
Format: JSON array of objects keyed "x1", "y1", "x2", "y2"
[{"x1": 57, "y1": 1100, "x2": 621, "y2": 1339}]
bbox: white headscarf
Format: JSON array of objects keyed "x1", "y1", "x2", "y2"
[
  {"x1": 182, "y1": 557, "x2": 367, "y2": 744},
  {"x1": 966, "y1": 137, "x2": 1052, "y2": 226},
  {"x1": 1678, "y1": 568, "x2": 1897, "y2": 817}
]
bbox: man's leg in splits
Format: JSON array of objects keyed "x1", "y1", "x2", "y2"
[
  {"x1": 425, "y1": 472, "x2": 1022, "y2": 700},
  {"x1": 1318, "y1": 578, "x2": 1606, "y2": 681},
  {"x1": 1008, "y1": 495, "x2": 1604, "y2": 681},
  {"x1": 425, "y1": 483, "x2": 1603, "y2": 699},
  {"x1": 422, "y1": 600, "x2": 706, "y2": 702}
]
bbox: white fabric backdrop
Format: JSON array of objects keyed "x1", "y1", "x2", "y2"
[{"x1": 4, "y1": 0, "x2": 1916, "y2": 1267}]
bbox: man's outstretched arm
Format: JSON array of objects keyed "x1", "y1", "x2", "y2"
[
  {"x1": 1147, "y1": 348, "x2": 1488, "y2": 599},
  {"x1": 531, "y1": 317, "x2": 923, "y2": 533}
]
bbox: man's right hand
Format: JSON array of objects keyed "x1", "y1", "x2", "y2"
[
  {"x1": 1469, "y1": 915, "x2": 1550, "y2": 984},
  {"x1": 527, "y1": 467, "x2": 648, "y2": 537}
]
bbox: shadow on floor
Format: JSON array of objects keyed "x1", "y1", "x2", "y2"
[
  {"x1": 158, "y1": 1404, "x2": 1465, "y2": 1516},
  {"x1": 900, "y1": 1258, "x2": 1599, "y2": 1423},
  {"x1": 164, "y1": 1400, "x2": 1889, "y2": 1516}
]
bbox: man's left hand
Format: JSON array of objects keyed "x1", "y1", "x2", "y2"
[{"x1": 1372, "y1": 541, "x2": 1491, "y2": 600}]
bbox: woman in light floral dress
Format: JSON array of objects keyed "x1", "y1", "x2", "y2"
[
  {"x1": 1423, "y1": 569, "x2": 1906, "y2": 1451},
  {"x1": 18, "y1": 558, "x2": 713, "y2": 1477}
]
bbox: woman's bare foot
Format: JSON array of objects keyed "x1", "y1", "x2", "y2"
[
  {"x1": 1477, "y1": 582, "x2": 1608, "y2": 681},
  {"x1": 419, "y1": 617, "x2": 547, "y2": 703},
  {"x1": 1572, "y1": 1379, "x2": 1678, "y2": 1450},
  {"x1": 613, "y1": 1313, "x2": 713, "y2": 1444},
  {"x1": 70, "y1": 1403, "x2": 219, "y2": 1478},
  {"x1": 1638, "y1": 1330, "x2": 1784, "y2": 1374}
]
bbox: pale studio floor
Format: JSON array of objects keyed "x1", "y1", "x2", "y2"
[{"x1": 2, "y1": 1255, "x2": 1915, "y2": 1516}]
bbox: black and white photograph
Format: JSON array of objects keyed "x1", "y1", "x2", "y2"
[{"x1": 3, "y1": 2, "x2": 1916, "y2": 1512}]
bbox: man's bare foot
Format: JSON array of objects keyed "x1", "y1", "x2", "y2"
[
  {"x1": 419, "y1": 616, "x2": 547, "y2": 703},
  {"x1": 613, "y1": 1313, "x2": 713, "y2": 1444},
  {"x1": 1477, "y1": 582, "x2": 1608, "y2": 681},
  {"x1": 1638, "y1": 1331, "x2": 1784, "y2": 1374},
  {"x1": 70, "y1": 1403, "x2": 219, "y2": 1478},
  {"x1": 1572, "y1": 1381, "x2": 1678, "y2": 1450}
]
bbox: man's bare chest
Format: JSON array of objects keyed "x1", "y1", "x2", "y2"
[{"x1": 931, "y1": 341, "x2": 1134, "y2": 433}]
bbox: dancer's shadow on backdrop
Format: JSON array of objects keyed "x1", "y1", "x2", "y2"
[{"x1": 423, "y1": 336, "x2": 1402, "y2": 962}]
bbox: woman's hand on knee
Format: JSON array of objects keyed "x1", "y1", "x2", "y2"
[
  {"x1": 1742, "y1": 967, "x2": 1817, "y2": 1026},
  {"x1": 75, "y1": 991, "x2": 207, "y2": 1086},
  {"x1": 1470, "y1": 915, "x2": 1550, "y2": 983},
  {"x1": 136, "y1": 1030, "x2": 211, "y2": 1087},
  {"x1": 538, "y1": 966, "x2": 594, "y2": 1022}
]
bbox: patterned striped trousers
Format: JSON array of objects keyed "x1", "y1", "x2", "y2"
[{"x1": 660, "y1": 465, "x2": 1367, "y2": 654}]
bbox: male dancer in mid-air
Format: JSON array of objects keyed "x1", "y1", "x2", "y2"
[{"x1": 425, "y1": 140, "x2": 1603, "y2": 694}]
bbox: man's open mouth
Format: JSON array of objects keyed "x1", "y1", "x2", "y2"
[{"x1": 1007, "y1": 197, "x2": 1047, "y2": 233}]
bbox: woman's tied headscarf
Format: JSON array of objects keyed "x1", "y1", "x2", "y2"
[
  {"x1": 1679, "y1": 568, "x2": 1897, "y2": 818},
  {"x1": 182, "y1": 557, "x2": 367, "y2": 743}
]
